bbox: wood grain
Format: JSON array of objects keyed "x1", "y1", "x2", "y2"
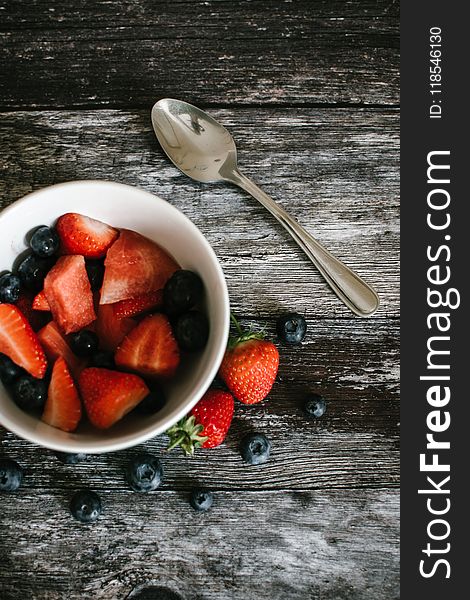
[
  {"x1": 0, "y1": 0, "x2": 400, "y2": 29},
  {"x1": 0, "y1": 489, "x2": 399, "y2": 600},
  {"x1": 0, "y1": 3, "x2": 399, "y2": 597},
  {"x1": 1, "y1": 318, "x2": 399, "y2": 491},
  {"x1": 0, "y1": 108, "x2": 399, "y2": 318},
  {"x1": 0, "y1": 0, "x2": 399, "y2": 108}
]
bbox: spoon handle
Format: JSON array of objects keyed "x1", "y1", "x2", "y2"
[{"x1": 228, "y1": 169, "x2": 380, "y2": 317}]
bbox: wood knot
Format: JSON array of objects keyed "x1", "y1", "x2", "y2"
[{"x1": 127, "y1": 586, "x2": 183, "y2": 600}]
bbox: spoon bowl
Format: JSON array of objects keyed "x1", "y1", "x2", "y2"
[
  {"x1": 152, "y1": 98, "x2": 380, "y2": 317},
  {"x1": 151, "y1": 98, "x2": 237, "y2": 183}
]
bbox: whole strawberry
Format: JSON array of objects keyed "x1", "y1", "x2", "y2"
[
  {"x1": 219, "y1": 317, "x2": 279, "y2": 405},
  {"x1": 166, "y1": 389, "x2": 234, "y2": 455}
]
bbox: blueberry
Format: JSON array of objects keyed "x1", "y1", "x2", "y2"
[
  {"x1": 17, "y1": 253, "x2": 55, "y2": 291},
  {"x1": 190, "y1": 488, "x2": 214, "y2": 512},
  {"x1": 126, "y1": 453, "x2": 163, "y2": 492},
  {"x1": 54, "y1": 452, "x2": 88, "y2": 464},
  {"x1": 29, "y1": 226, "x2": 60, "y2": 258},
  {"x1": 12, "y1": 375, "x2": 48, "y2": 411},
  {"x1": 85, "y1": 260, "x2": 105, "y2": 292},
  {"x1": 240, "y1": 433, "x2": 271, "y2": 465},
  {"x1": 89, "y1": 350, "x2": 115, "y2": 369},
  {"x1": 0, "y1": 353, "x2": 24, "y2": 384},
  {"x1": 0, "y1": 458, "x2": 23, "y2": 492},
  {"x1": 304, "y1": 393, "x2": 327, "y2": 418},
  {"x1": 0, "y1": 272, "x2": 21, "y2": 303},
  {"x1": 135, "y1": 381, "x2": 166, "y2": 415},
  {"x1": 163, "y1": 270, "x2": 204, "y2": 316},
  {"x1": 70, "y1": 489, "x2": 102, "y2": 523},
  {"x1": 276, "y1": 312, "x2": 307, "y2": 345},
  {"x1": 69, "y1": 330, "x2": 99, "y2": 357},
  {"x1": 174, "y1": 311, "x2": 209, "y2": 352}
]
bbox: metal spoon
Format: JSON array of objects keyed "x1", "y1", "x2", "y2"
[{"x1": 151, "y1": 98, "x2": 379, "y2": 317}]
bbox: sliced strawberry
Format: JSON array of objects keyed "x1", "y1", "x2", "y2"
[
  {"x1": 37, "y1": 321, "x2": 85, "y2": 378},
  {"x1": 0, "y1": 304, "x2": 48, "y2": 379},
  {"x1": 79, "y1": 367, "x2": 149, "y2": 429},
  {"x1": 111, "y1": 289, "x2": 163, "y2": 319},
  {"x1": 56, "y1": 213, "x2": 119, "y2": 259},
  {"x1": 32, "y1": 290, "x2": 50, "y2": 311},
  {"x1": 15, "y1": 291, "x2": 51, "y2": 331},
  {"x1": 100, "y1": 229, "x2": 179, "y2": 304},
  {"x1": 44, "y1": 255, "x2": 96, "y2": 334},
  {"x1": 95, "y1": 303, "x2": 137, "y2": 352},
  {"x1": 115, "y1": 313, "x2": 180, "y2": 378},
  {"x1": 42, "y1": 357, "x2": 82, "y2": 432}
]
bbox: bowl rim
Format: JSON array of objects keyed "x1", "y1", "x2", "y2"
[{"x1": 0, "y1": 180, "x2": 230, "y2": 453}]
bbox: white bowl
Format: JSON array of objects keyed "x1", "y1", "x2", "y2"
[{"x1": 0, "y1": 181, "x2": 230, "y2": 453}]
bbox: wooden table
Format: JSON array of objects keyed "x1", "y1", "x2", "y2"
[{"x1": 0, "y1": 2, "x2": 400, "y2": 598}]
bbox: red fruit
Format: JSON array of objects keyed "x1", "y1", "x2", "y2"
[
  {"x1": 15, "y1": 291, "x2": 50, "y2": 331},
  {"x1": 166, "y1": 390, "x2": 234, "y2": 454},
  {"x1": 79, "y1": 367, "x2": 149, "y2": 429},
  {"x1": 111, "y1": 289, "x2": 163, "y2": 319},
  {"x1": 32, "y1": 290, "x2": 50, "y2": 311},
  {"x1": 56, "y1": 212, "x2": 118, "y2": 259},
  {"x1": 42, "y1": 357, "x2": 82, "y2": 432},
  {"x1": 44, "y1": 255, "x2": 96, "y2": 334},
  {"x1": 37, "y1": 321, "x2": 84, "y2": 379},
  {"x1": 219, "y1": 323, "x2": 279, "y2": 405},
  {"x1": 95, "y1": 303, "x2": 137, "y2": 352},
  {"x1": 0, "y1": 304, "x2": 48, "y2": 379},
  {"x1": 100, "y1": 229, "x2": 179, "y2": 304},
  {"x1": 115, "y1": 313, "x2": 180, "y2": 378},
  {"x1": 191, "y1": 390, "x2": 235, "y2": 448}
]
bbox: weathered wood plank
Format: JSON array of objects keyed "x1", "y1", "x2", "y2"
[
  {"x1": 0, "y1": 108, "x2": 399, "y2": 318},
  {"x1": 1, "y1": 318, "x2": 399, "y2": 490},
  {"x1": 0, "y1": 0, "x2": 400, "y2": 29},
  {"x1": 0, "y1": 1, "x2": 398, "y2": 108},
  {"x1": 1, "y1": 427, "x2": 399, "y2": 491},
  {"x1": 0, "y1": 488, "x2": 400, "y2": 600},
  {"x1": 0, "y1": 5, "x2": 400, "y2": 598}
]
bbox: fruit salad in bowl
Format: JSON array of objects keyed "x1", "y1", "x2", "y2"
[{"x1": 0, "y1": 180, "x2": 229, "y2": 453}]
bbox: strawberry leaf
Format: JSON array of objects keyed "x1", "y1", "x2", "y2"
[{"x1": 166, "y1": 415, "x2": 208, "y2": 456}]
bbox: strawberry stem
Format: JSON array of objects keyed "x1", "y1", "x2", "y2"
[
  {"x1": 166, "y1": 432, "x2": 188, "y2": 452},
  {"x1": 166, "y1": 415, "x2": 208, "y2": 456},
  {"x1": 227, "y1": 313, "x2": 265, "y2": 350},
  {"x1": 230, "y1": 313, "x2": 244, "y2": 336}
]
